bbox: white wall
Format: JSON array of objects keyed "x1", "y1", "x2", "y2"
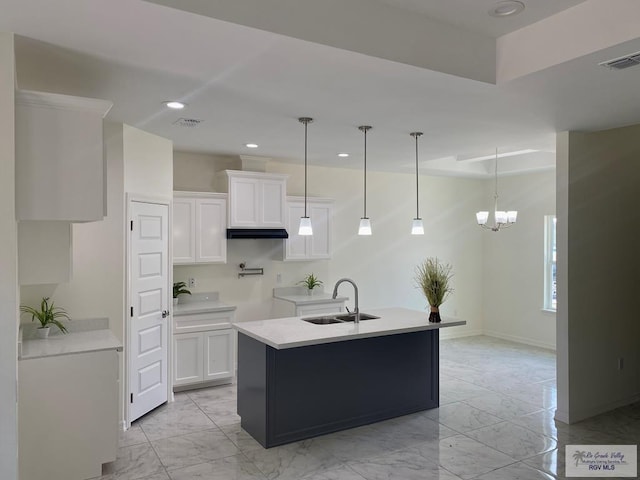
[
  {"x1": 482, "y1": 170, "x2": 556, "y2": 350},
  {"x1": 557, "y1": 126, "x2": 640, "y2": 423},
  {"x1": 123, "y1": 124, "x2": 173, "y2": 196},
  {"x1": 0, "y1": 31, "x2": 18, "y2": 480},
  {"x1": 173, "y1": 152, "x2": 486, "y2": 339}
]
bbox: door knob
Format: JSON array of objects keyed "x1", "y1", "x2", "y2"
[{"x1": 162, "y1": 310, "x2": 169, "y2": 318}]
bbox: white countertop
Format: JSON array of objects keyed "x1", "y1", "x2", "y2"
[
  {"x1": 174, "y1": 300, "x2": 237, "y2": 316},
  {"x1": 19, "y1": 329, "x2": 122, "y2": 360},
  {"x1": 233, "y1": 307, "x2": 466, "y2": 349},
  {"x1": 273, "y1": 286, "x2": 348, "y2": 306},
  {"x1": 174, "y1": 291, "x2": 236, "y2": 316}
]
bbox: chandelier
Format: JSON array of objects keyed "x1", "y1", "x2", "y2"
[{"x1": 476, "y1": 148, "x2": 517, "y2": 231}]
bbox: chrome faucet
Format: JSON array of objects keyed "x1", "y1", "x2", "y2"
[{"x1": 332, "y1": 278, "x2": 360, "y2": 323}]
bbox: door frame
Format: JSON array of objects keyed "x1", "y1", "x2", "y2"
[{"x1": 125, "y1": 193, "x2": 173, "y2": 428}]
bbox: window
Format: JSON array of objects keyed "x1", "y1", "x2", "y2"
[{"x1": 544, "y1": 215, "x2": 557, "y2": 311}]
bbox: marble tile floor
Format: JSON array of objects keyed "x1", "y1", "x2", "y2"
[{"x1": 94, "y1": 336, "x2": 639, "y2": 480}]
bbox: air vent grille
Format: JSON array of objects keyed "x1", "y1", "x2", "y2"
[
  {"x1": 172, "y1": 118, "x2": 203, "y2": 128},
  {"x1": 599, "y1": 52, "x2": 640, "y2": 70}
]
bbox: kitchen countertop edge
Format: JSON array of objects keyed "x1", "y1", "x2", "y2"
[
  {"x1": 233, "y1": 307, "x2": 466, "y2": 350},
  {"x1": 19, "y1": 329, "x2": 123, "y2": 360}
]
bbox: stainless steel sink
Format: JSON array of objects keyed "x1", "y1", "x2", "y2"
[
  {"x1": 302, "y1": 316, "x2": 344, "y2": 325},
  {"x1": 334, "y1": 313, "x2": 380, "y2": 322},
  {"x1": 302, "y1": 313, "x2": 380, "y2": 325}
]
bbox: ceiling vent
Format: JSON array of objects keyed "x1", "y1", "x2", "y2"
[
  {"x1": 172, "y1": 118, "x2": 203, "y2": 128},
  {"x1": 599, "y1": 51, "x2": 640, "y2": 70}
]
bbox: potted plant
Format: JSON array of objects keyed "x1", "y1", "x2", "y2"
[
  {"x1": 173, "y1": 281, "x2": 191, "y2": 306},
  {"x1": 20, "y1": 297, "x2": 70, "y2": 338},
  {"x1": 299, "y1": 273, "x2": 323, "y2": 295},
  {"x1": 414, "y1": 257, "x2": 454, "y2": 323}
]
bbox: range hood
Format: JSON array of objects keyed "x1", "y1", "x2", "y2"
[{"x1": 226, "y1": 228, "x2": 289, "y2": 239}]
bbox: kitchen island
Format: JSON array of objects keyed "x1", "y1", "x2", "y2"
[{"x1": 233, "y1": 307, "x2": 465, "y2": 448}]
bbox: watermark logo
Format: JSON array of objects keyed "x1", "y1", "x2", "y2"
[{"x1": 566, "y1": 445, "x2": 637, "y2": 477}]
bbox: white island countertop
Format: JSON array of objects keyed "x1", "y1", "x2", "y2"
[{"x1": 233, "y1": 307, "x2": 465, "y2": 349}]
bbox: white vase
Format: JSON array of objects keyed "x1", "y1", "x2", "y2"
[
  {"x1": 36, "y1": 327, "x2": 50, "y2": 339},
  {"x1": 307, "y1": 289, "x2": 313, "y2": 296},
  {"x1": 173, "y1": 298, "x2": 179, "y2": 306}
]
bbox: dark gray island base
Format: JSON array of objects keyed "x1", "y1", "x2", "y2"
[{"x1": 237, "y1": 328, "x2": 439, "y2": 448}]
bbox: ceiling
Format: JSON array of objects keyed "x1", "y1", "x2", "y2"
[{"x1": 2, "y1": 0, "x2": 640, "y2": 177}]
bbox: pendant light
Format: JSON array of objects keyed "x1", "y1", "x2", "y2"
[
  {"x1": 410, "y1": 132, "x2": 424, "y2": 235},
  {"x1": 298, "y1": 117, "x2": 313, "y2": 236},
  {"x1": 358, "y1": 125, "x2": 372, "y2": 235},
  {"x1": 475, "y1": 148, "x2": 518, "y2": 232}
]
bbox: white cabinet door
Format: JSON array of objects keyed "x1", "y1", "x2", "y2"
[
  {"x1": 19, "y1": 349, "x2": 119, "y2": 480},
  {"x1": 229, "y1": 177, "x2": 260, "y2": 227},
  {"x1": 204, "y1": 329, "x2": 235, "y2": 381},
  {"x1": 309, "y1": 203, "x2": 331, "y2": 259},
  {"x1": 173, "y1": 193, "x2": 227, "y2": 264},
  {"x1": 285, "y1": 202, "x2": 308, "y2": 260},
  {"x1": 196, "y1": 198, "x2": 226, "y2": 263},
  {"x1": 174, "y1": 333, "x2": 204, "y2": 386},
  {"x1": 283, "y1": 197, "x2": 333, "y2": 261},
  {"x1": 224, "y1": 171, "x2": 288, "y2": 228},
  {"x1": 261, "y1": 179, "x2": 286, "y2": 227},
  {"x1": 16, "y1": 90, "x2": 112, "y2": 222},
  {"x1": 173, "y1": 198, "x2": 196, "y2": 264}
]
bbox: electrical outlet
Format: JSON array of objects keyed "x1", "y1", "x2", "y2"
[
  {"x1": 188, "y1": 277, "x2": 196, "y2": 288},
  {"x1": 276, "y1": 273, "x2": 282, "y2": 284},
  {"x1": 618, "y1": 357, "x2": 624, "y2": 370}
]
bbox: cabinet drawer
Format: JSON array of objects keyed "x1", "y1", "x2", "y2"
[{"x1": 174, "y1": 311, "x2": 234, "y2": 334}]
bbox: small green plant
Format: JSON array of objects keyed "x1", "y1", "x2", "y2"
[
  {"x1": 299, "y1": 273, "x2": 323, "y2": 290},
  {"x1": 414, "y1": 258, "x2": 454, "y2": 308},
  {"x1": 20, "y1": 297, "x2": 70, "y2": 333},
  {"x1": 173, "y1": 281, "x2": 192, "y2": 299}
]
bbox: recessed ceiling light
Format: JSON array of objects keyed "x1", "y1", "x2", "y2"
[
  {"x1": 338, "y1": 153, "x2": 349, "y2": 158},
  {"x1": 164, "y1": 101, "x2": 186, "y2": 109},
  {"x1": 488, "y1": 1, "x2": 525, "y2": 17},
  {"x1": 245, "y1": 143, "x2": 259, "y2": 148}
]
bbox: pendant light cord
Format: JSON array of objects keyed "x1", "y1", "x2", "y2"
[
  {"x1": 415, "y1": 134, "x2": 419, "y2": 219},
  {"x1": 410, "y1": 132, "x2": 423, "y2": 219},
  {"x1": 363, "y1": 128, "x2": 367, "y2": 218},
  {"x1": 304, "y1": 120, "x2": 308, "y2": 218},
  {"x1": 494, "y1": 148, "x2": 499, "y2": 201}
]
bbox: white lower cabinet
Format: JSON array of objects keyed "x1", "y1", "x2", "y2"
[
  {"x1": 19, "y1": 349, "x2": 119, "y2": 480},
  {"x1": 174, "y1": 332, "x2": 204, "y2": 386},
  {"x1": 173, "y1": 310, "x2": 235, "y2": 389},
  {"x1": 204, "y1": 330, "x2": 235, "y2": 381}
]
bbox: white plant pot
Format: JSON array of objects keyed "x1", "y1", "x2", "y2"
[
  {"x1": 36, "y1": 327, "x2": 50, "y2": 339},
  {"x1": 307, "y1": 289, "x2": 314, "y2": 296},
  {"x1": 173, "y1": 298, "x2": 179, "y2": 306}
]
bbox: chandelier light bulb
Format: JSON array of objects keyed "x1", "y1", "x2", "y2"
[{"x1": 476, "y1": 211, "x2": 489, "y2": 225}]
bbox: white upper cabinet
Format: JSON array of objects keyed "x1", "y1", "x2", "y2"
[
  {"x1": 220, "y1": 170, "x2": 288, "y2": 228},
  {"x1": 15, "y1": 90, "x2": 113, "y2": 222},
  {"x1": 283, "y1": 197, "x2": 333, "y2": 261},
  {"x1": 173, "y1": 192, "x2": 227, "y2": 264}
]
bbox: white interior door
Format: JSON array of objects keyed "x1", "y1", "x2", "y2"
[{"x1": 129, "y1": 201, "x2": 169, "y2": 422}]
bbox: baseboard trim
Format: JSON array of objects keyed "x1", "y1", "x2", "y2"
[
  {"x1": 483, "y1": 330, "x2": 556, "y2": 351},
  {"x1": 439, "y1": 328, "x2": 483, "y2": 340},
  {"x1": 566, "y1": 393, "x2": 640, "y2": 424}
]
